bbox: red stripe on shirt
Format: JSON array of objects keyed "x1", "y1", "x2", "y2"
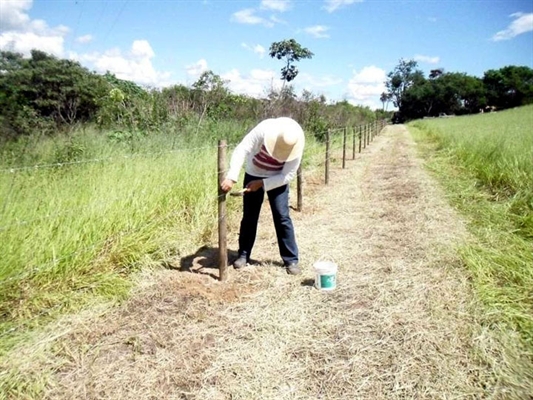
[
  {"x1": 252, "y1": 158, "x2": 284, "y2": 171},
  {"x1": 252, "y1": 145, "x2": 284, "y2": 171}
]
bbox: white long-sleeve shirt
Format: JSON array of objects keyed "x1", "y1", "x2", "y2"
[{"x1": 226, "y1": 118, "x2": 303, "y2": 192}]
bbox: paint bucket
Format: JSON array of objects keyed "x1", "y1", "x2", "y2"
[{"x1": 313, "y1": 261, "x2": 337, "y2": 291}]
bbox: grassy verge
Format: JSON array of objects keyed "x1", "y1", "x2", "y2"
[
  {"x1": 408, "y1": 105, "x2": 533, "y2": 394},
  {"x1": 0, "y1": 116, "x2": 338, "y2": 356}
]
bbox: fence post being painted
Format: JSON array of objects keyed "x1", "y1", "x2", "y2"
[
  {"x1": 325, "y1": 129, "x2": 330, "y2": 185},
  {"x1": 217, "y1": 140, "x2": 228, "y2": 282},
  {"x1": 342, "y1": 127, "x2": 347, "y2": 169},
  {"x1": 297, "y1": 164, "x2": 303, "y2": 212}
]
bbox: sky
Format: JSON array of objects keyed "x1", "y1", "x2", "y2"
[{"x1": 1, "y1": 0, "x2": 532, "y2": 110}]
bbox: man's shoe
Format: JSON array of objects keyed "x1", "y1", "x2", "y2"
[
  {"x1": 233, "y1": 256, "x2": 248, "y2": 269},
  {"x1": 285, "y1": 263, "x2": 301, "y2": 275}
]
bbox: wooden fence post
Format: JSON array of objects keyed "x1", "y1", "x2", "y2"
[
  {"x1": 297, "y1": 164, "x2": 303, "y2": 212},
  {"x1": 218, "y1": 140, "x2": 228, "y2": 282},
  {"x1": 342, "y1": 127, "x2": 347, "y2": 169},
  {"x1": 352, "y1": 125, "x2": 356, "y2": 159},
  {"x1": 325, "y1": 129, "x2": 330, "y2": 184},
  {"x1": 359, "y1": 125, "x2": 362, "y2": 153},
  {"x1": 364, "y1": 124, "x2": 367, "y2": 149}
]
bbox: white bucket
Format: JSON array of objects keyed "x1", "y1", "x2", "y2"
[{"x1": 313, "y1": 261, "x2": 338, "y2": 291}]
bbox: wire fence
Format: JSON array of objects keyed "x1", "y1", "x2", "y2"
[
  {"x1": 0, "y1": 144, "x2": 223, "y2": 174},
  {"x1": 0, "y1": 119, "x2": 389, "y2": 339},
  {"x1": 216, "y1": 119, "x2": 388, "y2": 279}
]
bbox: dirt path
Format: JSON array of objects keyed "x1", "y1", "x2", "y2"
[{"x1": 16, "y1": 125, "x2": 493, "y2": 399}]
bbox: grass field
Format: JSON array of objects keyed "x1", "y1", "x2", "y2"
[
  {"x1": 408, "y1": 105, "x2": 533, "y2": 359},
  {"x1": 0, "y1": 118, "x2": 346, "y2": 354}
]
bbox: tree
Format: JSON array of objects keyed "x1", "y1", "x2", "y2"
[
  {"x1": 483, "y1": 66, "x2": 533, "y2": 109},
  {"x1": 191, "y1": 70, "x2": 230, "y2": 120},
  {"x1": 269, "y1": 39, "x2": 314, "y2": 84},
  {"x1": 0, "y1": 50, "x2": 108, "y2": 137},
  {"x1": 429, "y1": 68, "x2": 444, "y2": 79},
  {"x1": 385, "y1": 59, "x2": 424, "y2": 111},
  {"x1": 399, "y1": 71, "x2": 486, "y2": 120},
  {"x1": 380, "y1": 92, "x2": 391, "y2": 111}
]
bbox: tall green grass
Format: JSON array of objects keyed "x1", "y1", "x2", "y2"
[
  {"x1": 0, "y1": 116, "x2": 338, "y2": 354},
  {"x1": 0, "y1": 119, "x2": 256, "y2": 353},
  {"x1": 409, "y1": 105, "x2": 533, "y2": 348}
]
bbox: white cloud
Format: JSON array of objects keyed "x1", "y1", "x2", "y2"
[
  {"x1": 131, "y1": 40, "x2": 154, "y2": 58},
  {"x1": 324, "y1": 0, "x2": 363, "y2": 13},
  {"x1": 299, "y1": 73, "x2": 342, "y2": 88},
  {"x1": 0, "y1": 31, "x2": 64, "y2": 56},
  {"x1": 78, "y1": 40, "x2": 172, "y2": 87},
  {"x1": 304, "y1": 25, "x2": 330, "y2": 38},
  {"x1": 0, "y1": 0, "x2": 69, "y2": 56},
  {"x1": 414, "y1": 54, "x2": 440, "y2": 64},
  {"x1": 242, "y1": 43, "x2": 266, "y2": 58},
  {"x1": 231, "y1": 9, "x2": 273, "y2": 27},
  {"x1": 269, "y1": 15, "x2": 287, "y2": 25},
  {"x1": 492, "y1": 12, "x2": 533, "y2": 41},
  {"x1": 76, "y1": 34, "x2": 93, "y2": 44},
  {"x1": 346, "y1": 66, "x2": 387, "y2": 109},
  {"x1": 0, "y1": 0, "x2": 32, "y2": 31},
  {"x1": 222, "y1": 68, "x2": 281, "y2": 98},
  {"x1": 186, "y1": 59, "x2": 209, "y2": 78},
  {"x1": 0, "y1": 1, "x2": 172, "y2": 88},
  {"x1": 260, "y1": 0, "x2": 291, "y2": 12}
]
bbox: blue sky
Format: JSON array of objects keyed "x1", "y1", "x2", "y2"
[{"x1": 1, "y1": 0, "x2": 532, "y2": 109}]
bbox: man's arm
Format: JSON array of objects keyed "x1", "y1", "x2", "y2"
[{"x1": 221, "y1": 125, "x2": 264, "y2": 192}]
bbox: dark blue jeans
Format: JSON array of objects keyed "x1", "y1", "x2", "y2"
[{"x1": 238, "y1": 173, "x2": 298, "y2": 265}]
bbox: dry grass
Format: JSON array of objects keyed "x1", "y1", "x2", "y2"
[{"x1": 1, "y1": 125, "x2": 504, "y2": 399}]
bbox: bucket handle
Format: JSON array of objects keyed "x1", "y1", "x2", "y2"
[{"x1": 316, "y1": 254, "x2": 337, "y2": 265}]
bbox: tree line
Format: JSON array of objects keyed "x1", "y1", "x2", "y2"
[
  {"x1": 384, "y1": 59, "x2": 533, "y2": 122},
  {"x1": 0, "y1": 48, "x2": 378, "y2": 143}
]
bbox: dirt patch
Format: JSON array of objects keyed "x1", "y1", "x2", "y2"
[{"x1": 3, "y1": 125, "x2": 499, "y2": 399}]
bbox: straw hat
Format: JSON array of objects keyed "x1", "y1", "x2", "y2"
[{"x1": 264, "y1": 118, "x2": 305, "y2": 162}]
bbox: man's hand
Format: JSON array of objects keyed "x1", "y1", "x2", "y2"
[
  {"x1": 221, "y1": 178, "x2": 235, "y2": 193},
  {"x1": 246, "y1": 179, "x2": 264, "y2": 192}
]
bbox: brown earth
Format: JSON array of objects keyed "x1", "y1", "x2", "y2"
[{"x1": 5, "y1": 125, "x2": 499, "y2": 399}]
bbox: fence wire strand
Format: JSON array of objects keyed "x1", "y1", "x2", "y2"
[{"x1": 1, "y1": 143, "x2": 232, "y2": 174}]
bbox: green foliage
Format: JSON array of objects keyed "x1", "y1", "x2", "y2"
[
  {"x1": 385, "y1": 58, "x2": 424, "y2": 110},
  {"x1": 269, "y1": 39, "x2": 314, "y2": 82},
  {"x1": 0, "y1": 50, "x2": 374, "y2": 145},
  {"x1": 402, "y1": 72, "x2": 486, "y2": 119},
  {"x1": 411, "y1": 106, "x2": 533, "y2": 239},
  {"x1": 0, "y1": 50, "x2": 108, "y2": 137},
  {"x1": 409, "y1": 106, "x2": 533, "y2": 370},
  {"x1": 386, "y1": 59, "x2": 533, "y2": 121},
  {"x1": 191, "y1": 70, "x2": 232, "y2": 120},
  {"x1": 483, "y1": 65, "x2": 533, "y2": 109},
  {"x1": 53, "y1": 138, "x2": 86, "y2": 163}
]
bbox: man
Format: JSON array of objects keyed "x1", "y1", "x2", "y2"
[{"x1": 220, "y1": 117, "x2": 305, "y2": 275}]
